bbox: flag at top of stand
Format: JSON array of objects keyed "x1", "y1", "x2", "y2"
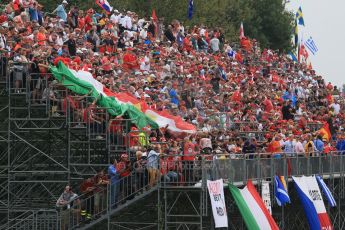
[
  {"x1": 316, "y1": 175, "x2": 336, "y2": 208},
  {"x1": 305, "y1": 36, "x2": 318, "y2": 55},
  {"x1": 188, "y1": 0, "x2": 194, "y2": 20},
  {"x1": 95, "y1": 0, "x2": 113, "y2": 14},
  {"x1": 274, "y1": 176, "x2": 290, "y2": 206},
  {"x1": 296, "y1": 6, "x2": 305, "y2": 26},
  {"x1": 240, "y1": 22, "x2": 245, "y2": 39}
]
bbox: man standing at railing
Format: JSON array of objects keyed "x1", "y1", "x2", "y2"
[
  {"x1": 108, "y1": 158, "x2": 120, "y2": 209},
  {"x1": 56, "y1": 185, "x2": 78, "y2": 230},
  {"x1": 79, "y1": 177, "x2": 95, "y2": 222},
  {"x1": 314, "y1": 135, "x2": 324, "y2": 156},
  {"x1": 282, "y1": 134, "x2": 295, "y2": 157},
  {"x1": 147, "y1": 145, "x2": 160, "y2": 188}
]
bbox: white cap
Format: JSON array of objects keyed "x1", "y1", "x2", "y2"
[{"x1": 62, "y1": 0, "x2": 68, "y2": 4}]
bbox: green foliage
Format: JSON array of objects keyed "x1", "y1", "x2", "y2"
[{"x1": 38, "y1": 0, "x2": 293, "y2": 51}]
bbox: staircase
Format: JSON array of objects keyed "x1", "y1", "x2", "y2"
[{"x1": 66, "y1": 170, "x2": 158, "y2": 230}]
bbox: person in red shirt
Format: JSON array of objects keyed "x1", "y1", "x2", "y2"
[
  {"x1": 160, "y1": 155, "x2": 176, "y2": 184},
  {"x1": 122, "y1": 48, "x2": 139, "y2": 71},
  {"x1": 93, "y1": 170, "x2": 109, "y2": 214},
  {"x1": 324, "y1": 139, "x2": 336, "y2": 155},
  {"x1": 183, "y1": 34, "x2": 192, "y2": 52},
  {"x1": 240, "y1": 37, "x2": 252, "y2": 52},
  {"x1": 108, "y1": 117, "x2": 125, "y2": 146},
  {"x1": 183, "y1": 137, "x2": 196, "y2": 161},
  {"x1": 78, "y1": 10, "x2": 85, "y2": 30},
  {"x1": 116, "y1": 154, "x2": 131, "y2": 178},
  {"x1": 84, "y1": 9, "x2": 94, "y2": 32},
  {"x1": 116, "y1": 154, "x2": 133, "y2": 201},
  {"x1": 263, "y1": 97, "x2": 274, "y2": 112},
  {"x1": 79, "y1": 177, "x2": 95, "y2": 220}
]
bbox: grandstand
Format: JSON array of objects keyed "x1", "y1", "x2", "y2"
[{"x1": 1, "y1": 0, "x2": 345, "y2": 229}]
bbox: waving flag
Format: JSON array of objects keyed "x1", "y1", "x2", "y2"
[
  {"x1": 95, "y1": 0, "x2": 113, "y2": 14},
  {"x1": 50, "y1": 62, "x2": 196, "y2": 134},
  {"x1": 240, "y1": 22, "x2": 245, "y2": 39},
  {"x1": 229, "y1": 180, "x2": 279, "y2": 230},
  {"x1": 294, "y1": 20, "x2": 299, "y2": 47},
  {"x1": 318, "y1": 122, "x2": 331, "y2": 141},
  {"x1": 298, "y1": 43, "x2": 309, "y2": 63},
  {"x1": 305, "y1": 36, "x2": 318, "y2": 55},
  {"x1": 188, "y1": 0, "x2": 194, "y2": 20},
  {"x1": 316, "y1": 175, "x2": 336, "y2": 207},
  {"x1": 296, "y1": 7, "x2": 305, "y2": 26},
  {"x1": 288, "y1": 51, "x2": 298, "y2": 62},
  {"x1": 274, "y1": 176, "x2": 290, "y2": 206},
  {"x1": 50, "y1": 62, "x2": 157, "y2": 129},
  {"x1": 293, "y1": 176, "x2": 333, "y2": 230},
  {"x1": 151, "y1": 9, "x2": 158, "y2": 38}
]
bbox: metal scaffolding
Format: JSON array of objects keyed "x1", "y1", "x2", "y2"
[{"x1": 1, "y1": 60, "x2": 345, "y2": 230}]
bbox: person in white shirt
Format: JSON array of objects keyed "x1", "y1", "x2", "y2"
[
  {"x1": 139, "y1": 27, "x2": 148, "y2": 40},
  {"x1": 124, "y1": 12, "x2": 132, "y2": 29},
  {"x1": 119, "y1": 15, "x2": 126, "y2": 28},
  {"x1": 330, "y1": 100, "x2": 340, "y2": 115},
  {"x1": 140, "y1": 55, "x2": 150, "y2": 72},
  {"x1": 137, "y1": 18, "x2": 146, "y2": 28},
  {"x1": 110, "y1": 10, "x2": 120, "y2": 24},
  {"x1": 282, "y1": 134, "x2": 295, "y2": 156},
  {"x1": 0, "y1": 27, "x2": 7, "y2": 50},
  {"x1": 210, "y1": 36, "x2": 220, "y2": 53},
  {"x1": 294, "y1": 137, "x2": 305, "y2": 155}
]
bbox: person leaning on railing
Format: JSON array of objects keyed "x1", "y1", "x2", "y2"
[
  {"x1": 147, "y1": 144, "x2": 160, "y2": 188},
  {"x1": 79, "y1": 177, "x2": 96, "y2": 222},
  {"x1": 56, "y1": 185, "x2": 79, "y2": 230},
  {"x1": 116, "y1": 154, "x2": 133, "y2": 202},
  {"x1": 133, "y1": 151, "x2": 148, "y2": 192},
  {"x1": 107, "y1": 158, "x2": 120, "y2": 209},
  {"x1": 93, "y1": 170, "x2": 109, "y2": 215}
]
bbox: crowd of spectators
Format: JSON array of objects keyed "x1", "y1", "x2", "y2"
[
  {"x1": 1, "y1": 0, "x2": 345, "y2": 225},
  {"x1": 1, "y1": 0, "x2": 344, "y2": 155}
]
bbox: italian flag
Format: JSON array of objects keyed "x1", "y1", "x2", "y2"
[
  {"x1": 229, "y1": 180, "x2": 279, "y2": 230},
  {"x1": 50, "y1": 62, "x2": 196, "y2": 133},
  {"x1": 106, "y1": 91, "x2": 196, "y2": 134}
]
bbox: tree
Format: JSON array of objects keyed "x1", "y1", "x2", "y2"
[
  {"x1": 38, "y1": 0, "x2": 294, "y2": 51},
  {"x1": 246, "y1": 0, "x2": 294, "y2": 52}
]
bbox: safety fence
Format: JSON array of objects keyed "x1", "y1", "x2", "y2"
[
  {"x1": 198, "y1": 111, "x2": 325, "y2": 133},
  {"x1": 50, "y1": 152, "x2": 345, "y2": 229}
]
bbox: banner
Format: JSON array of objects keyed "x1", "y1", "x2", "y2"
[
  {"x1": 262, "y1": 181, "x2": 272, "y2": 214},
  {"x1": 207, "y1": 179, "x2": 228, "y2": 228},
  {"x1": 293, "y1": 176, "x2": 333, "y2": 230}
]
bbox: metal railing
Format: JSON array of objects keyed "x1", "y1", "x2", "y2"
[
  {"x1": 52, "y1": 152, "x2": 345, "y2": 229},
  {"x1": 197, "y1": 116, "x2": 325, "y2": 134}
]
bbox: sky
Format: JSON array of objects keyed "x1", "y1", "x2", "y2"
[{"x1": 286, "y1": 0, "x2": 345, "y2": 89}]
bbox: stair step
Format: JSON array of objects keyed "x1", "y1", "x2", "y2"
[{"x1": 76, "y1": 187, "x2": 158, "y2": 230}]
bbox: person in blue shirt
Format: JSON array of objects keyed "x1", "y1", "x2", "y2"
[
  {"x1": 282, "y1": 134, "x2": 295, "y2": 157},
  {"x1": 29, "y1": 2, "x2": 39, "y2": 22},
  {"x1": 107, "y1": 158, "x2": 119, "y2": 208},
  {"x1": 166, "y1": 82, "x2": 179, "y2": 106},
  {"x1": 335, "y1": 136, "x2": 345, "y2": 154},
  {"x1": 52, "y1": 0, "x2": 68, "y2": 22},
  {"x1": 314, "y1": 135, "x2": 324, "y2": 155}
]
